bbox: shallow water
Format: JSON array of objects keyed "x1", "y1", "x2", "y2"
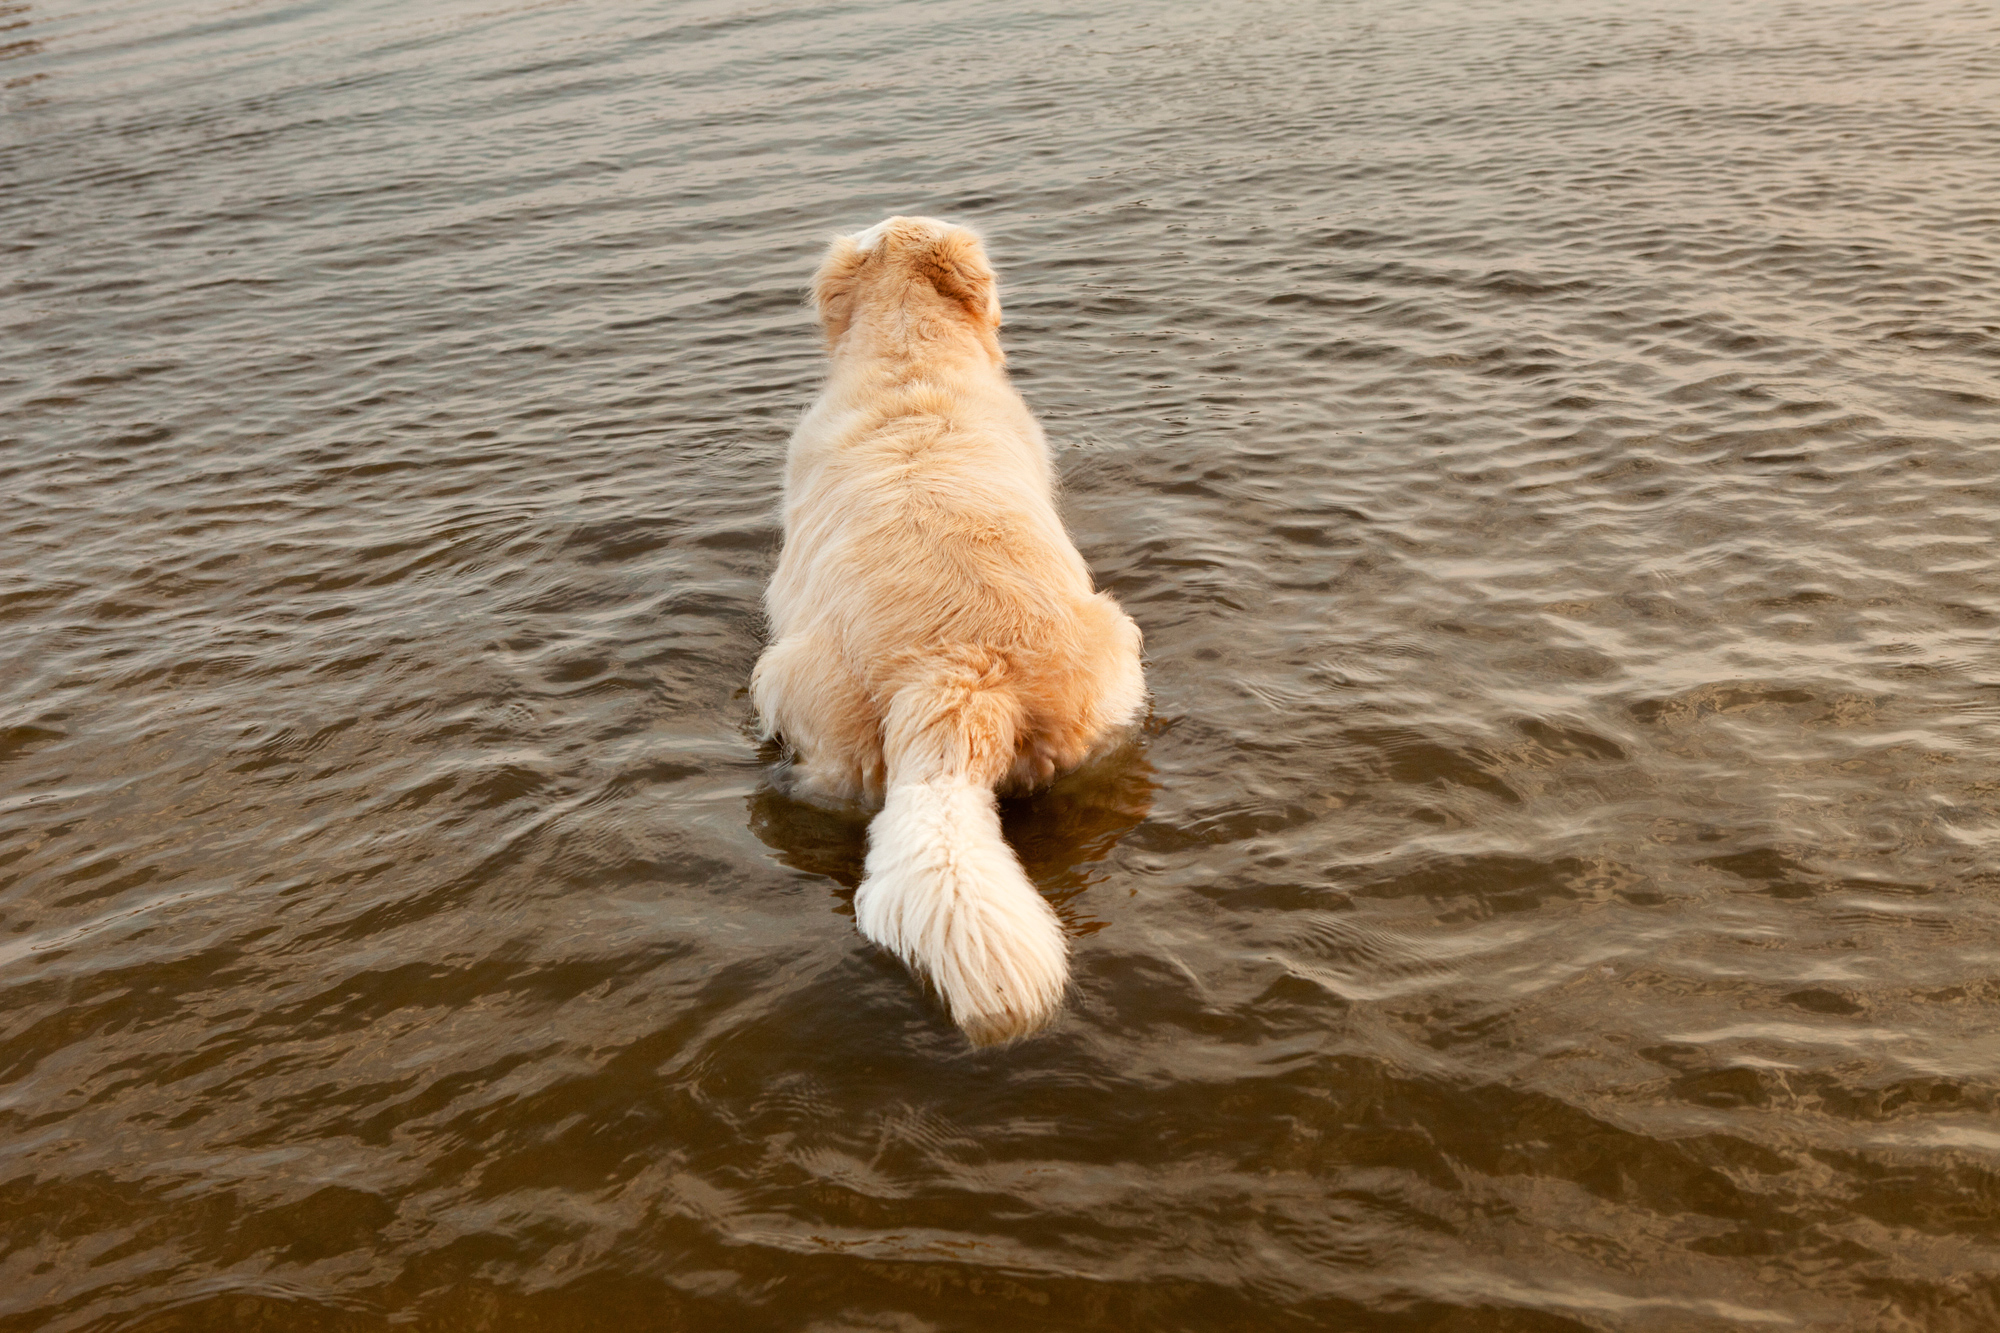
[{"x1": 4, "y1": 0, "x2": 1999, "y2": 1328}]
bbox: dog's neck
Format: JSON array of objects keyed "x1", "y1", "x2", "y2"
[{"x1": 833, "y1": 297, "x2": 1004, "y2": 375}]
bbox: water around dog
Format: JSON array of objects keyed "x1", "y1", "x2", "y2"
[{"x1": 3, "y1": 0, "x2": 1998, "y2": 1329}]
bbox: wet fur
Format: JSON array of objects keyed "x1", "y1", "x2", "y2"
[{"x1": 753, "y1": 216, "x2": 1145, "y2": 1043}]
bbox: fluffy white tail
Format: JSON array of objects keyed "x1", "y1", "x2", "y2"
[{"x1": 853, "y1": 670, "x2": 1068, "y2": 1043}]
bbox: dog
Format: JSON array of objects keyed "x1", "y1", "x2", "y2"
[{"x1": 752, "y1": 216, "x2": 1146, "y2": 1044}]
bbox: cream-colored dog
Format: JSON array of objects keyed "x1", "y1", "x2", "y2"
[{"x1": 753, "y1": 216, "x2": 1146, "y2": 1043}]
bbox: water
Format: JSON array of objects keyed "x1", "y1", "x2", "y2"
[{"x1": 3, "y1": 0, "x2": 1998, "y2": 1328}]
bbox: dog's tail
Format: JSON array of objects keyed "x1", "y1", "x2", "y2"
[{"x1": 853, "y1": 657, "x2": 1067, "y2": 1044}]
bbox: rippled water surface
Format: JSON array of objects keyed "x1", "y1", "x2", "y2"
[{"x1": 5, "y1": 0, "x2": 2000, "y2": 1328}]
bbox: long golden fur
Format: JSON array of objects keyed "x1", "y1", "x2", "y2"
[{"x1": 752, "y1": 216, "x2": 1146, "y2": 1043}]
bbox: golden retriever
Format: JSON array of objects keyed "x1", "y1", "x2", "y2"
[{"x1": 752, "y1": 216, "x2": 1146, "y2": 1043}]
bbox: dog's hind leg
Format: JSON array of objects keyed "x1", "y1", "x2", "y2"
[
  {"x1": 751, "y1": 633, "x2": 883, "y2": 802},
  {"x1": 1081, "y1": 602, "x2": 1148, "y2": 743},
  {"x1": 1005, "y1": 600, "x2": 1147, "y2": 792}
]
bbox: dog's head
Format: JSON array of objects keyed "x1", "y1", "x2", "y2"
[{"x1": 811, "y1": 216, "x2": 1003, "y2": 359}]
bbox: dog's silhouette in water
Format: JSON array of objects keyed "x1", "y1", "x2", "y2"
[{"x1": 750, "y1": 217, "x2": 1148, "y2": 1042}]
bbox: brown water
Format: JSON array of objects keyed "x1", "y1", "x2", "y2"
[{"x1": 4, "y1": 0, "x2": 1999, "y2": 1328}]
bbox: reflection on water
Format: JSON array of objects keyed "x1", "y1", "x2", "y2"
[
  {"x1": 3, "y1": 0, "x2": 1999, "y2": 1328},
  {"x1": 750, "y1": 739, "x2": 1156, "y2": 901}
]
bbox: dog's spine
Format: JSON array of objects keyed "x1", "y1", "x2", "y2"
[{"x1": 852, "y1": 668, "x2": 1068, "y2": 1043}]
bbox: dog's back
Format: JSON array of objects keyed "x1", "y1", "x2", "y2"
[{"x1": 753, "y1": 217, "x2": 1144, "y2": 1043}]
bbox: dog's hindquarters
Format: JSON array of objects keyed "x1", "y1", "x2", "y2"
[
  {"x1": 852, "y1": 655, "x2": 1068, "y2": 1043},
  {"x1": 752, "y1": 632, "x2": 887, "y2": 802}
]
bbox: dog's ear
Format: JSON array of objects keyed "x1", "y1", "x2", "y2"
[
  {"x1": 918, "y1": 228, "x2": 1001, "y2": 329},
  {"x1": 812, "y1": 234, "x2": 866, "y2": 346}
]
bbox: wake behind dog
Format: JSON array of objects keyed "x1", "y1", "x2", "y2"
[{"x1": 752, "y1": 216, "x2": 1146, "y2": 1044}]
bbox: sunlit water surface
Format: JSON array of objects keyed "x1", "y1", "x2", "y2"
[{"x1": 4, "y1": 0, "x2": 1999, "y2": 1329}]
